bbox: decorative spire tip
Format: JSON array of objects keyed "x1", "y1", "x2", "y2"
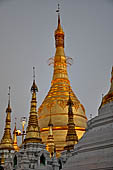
[
  {"x1": 56, "y1": 3, "x2": 60, "y2": 25},
  {"x1": 67, "y1": 88, "x2": 74, "y2": 106},
  {"x1": 15, "y1": 117, "x2": 17, "y2": 126},
  {"x1": 6, "y1": 86, "x2": 12, "y2": 112},
  {"x1": 56, "y1": 3, "x2": 60, "y2": 13},
  {"x1": 33, "y1": 66, "x2": 35, "y2": 82},
  {"x1": 8, "y1": 86, "x2": 11, "y2": 106},
  {"x1": 31, "y1": 67, "x2": 38, "y2": 93}
]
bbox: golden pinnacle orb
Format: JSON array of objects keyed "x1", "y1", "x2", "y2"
[{"x1": 38, "y1": 5, "x2": 87, "y2": 153}]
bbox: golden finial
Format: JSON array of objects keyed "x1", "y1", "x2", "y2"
[
  {"x1": 56, "y1": 3, "x2": 60, "y2": 24},
  {"x1": 33, "y1": 66, "x2": 35, "y2": 82},
  {"x1": 56, "y1": 3, "x2": 60, "y2": 13},
  {"x1": 67, "y1": 89, "x2": 74, "y2": 107},
  {"x1": 55, "y1": 3, "x2": 64, "y2": 48},
  {"x1": 55, "y1": 3, "x2": 63, "y2": 31},
  {"x1": 8, "y1": 86, "x2": 11, "y2": 106},
  {"x1": 6, "y1": 86, "x2": 11, "y2": 113},
  {"x1": 31, "y1": 67, "x2": 38, "y2": 93}
]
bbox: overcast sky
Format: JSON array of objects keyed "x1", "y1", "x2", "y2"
[{"x1": 0, "y1": 0, "x2": 113, "y2": 140}]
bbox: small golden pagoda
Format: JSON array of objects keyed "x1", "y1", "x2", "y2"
[
  {"x1": 46, "y1": 111, "x2": 55, "y2": 157},
  {"x1": 24, "y1": 67, "x2": 42, "y2": 144},
  {"x1": 0, "y1": 87, "x2": 14, "y2": 151},
  {"x1": 64, "y1": 92, "x2": 78, "y2": 151},
  {"x1": 38, "y1": 6, "x2": 87, "y2": 153},
  {"x1": 13, "y1": 122, "x2": 19, "y2": 152},
  {"x1": 100, "y1": 66, "x2": 113, "y2": 107}
]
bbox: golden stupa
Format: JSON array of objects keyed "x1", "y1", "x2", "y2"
[
  {"x1": 0, "y1": 87, "x2": 14, "y2": 151},
  {"x1": 24, "y1": 67, "x2": 42, "y2": 144},
  {"x1": 38, "y1": 9, "x2": 87, "y2": 152},
  {"x1": 13, "y1": 122, "x2": 19, "y2": 152},
  {"x1": 64, "y1": 92, "x2": 78, "y2": 151}
]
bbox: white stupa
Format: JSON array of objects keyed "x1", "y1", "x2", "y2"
[{"x1": 63, "y1": 67, "x2": 113, "y2": 170}]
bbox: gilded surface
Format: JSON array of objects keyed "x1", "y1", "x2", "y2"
[
  {"x1": 38, "y1": 14, "x2": 87, "y2": 152},
  {"x1": 1, "y1": 153, "x2": 5, "y2": 165},
  {"x1": 64, "y1": 94, "x2": 78, "y2": 150},
  {"x1": 101, "y1": 66, "x2": 113, "y2": 107},
  {"x1": 24, "y1": 79, "x2": 42, "y2": 144},
  {"x1": 46, "y1": 116, "x2": 55, "y2": 157},
  {"x1": 0, "y1": 100, "x2": 14, "y2": 150},
  {"x1": 13, "y1": 123, "x2": 19, "y2": 151}
]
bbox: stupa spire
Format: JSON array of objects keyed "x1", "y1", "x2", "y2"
[
  {"x1": 38, "y1": 5, "x2": 87, "y2": 153},
  {"x1": 64, "y1": 91, "x2": 78, "y2": 151},
  {"x1": 52, "y1": 4, "x2": 69, "y2": 86},
  {"x1": 100, "y1": 66, "x2": 113, "y2": 107},
  {"x1": 13, "y1": 120, "x2": 19, "y2": 151},
  {"x1": 55, "y1": 4, "x2": 64, "y2": 48},
  {"x1": 46, "y1": 109, "x2": 55, "y2": 157},
  {"x1": 0, "y1": 87, "x2": 14, "y2": 150},
  {"x1": 6, "y1": 86, "x2": 11, "y2": 113},
  {"x1": 25, "y1": 67, "x2": 42, "y2": 144}
]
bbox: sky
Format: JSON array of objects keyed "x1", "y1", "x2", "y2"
[{"x1": 0, "y1": 0, "x2": 113, "y2": 141}]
